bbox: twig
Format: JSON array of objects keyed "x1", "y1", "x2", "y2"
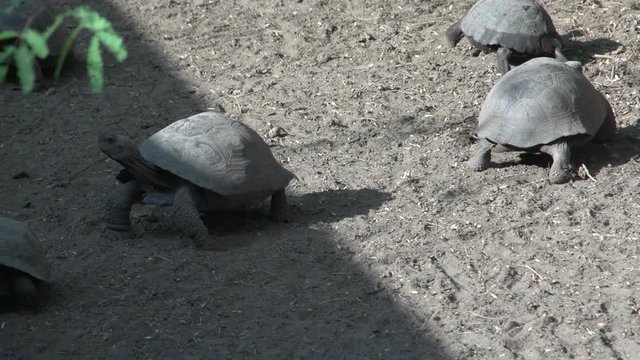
[
  {"x1": 580, "y1": 163, "x2": 598, "y2": 182},
  {"x1": 593, "y1": 54, "x2": 614, "y2": 59},
  {"x1": 67, "y1": 158, "x2": 107, "y2": 183},
  {"x1": 154, "y1": 255, "x2": 173, "y2": 263},
  {"x1": 319, "y1": 297, "x2": 349, "y2": 304},
  {"x1": 517, "y1": 265, "x2": 545, "y2": 282},
  {"x1": 468, "y1": 311, "x2": 506, "y2": 320}
]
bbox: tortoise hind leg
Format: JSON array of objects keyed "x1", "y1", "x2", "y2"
[
  {"x1": 269, "y1": 189, "x2": 289, "y2": 222},
  {"x1": 172, "y1": 186, "x2": 218, "y2": 249},
  {"x1": 540, "y1": 140, "x2": 573, "y2": 184},
  {"x1": 445, "y1": 20, "x2": 465, "y2": 48},
  {"x1": 496, "y1": 47, "x2": 513, "y2": 75},
  {"x1": 551, "y1": 38, "x2": 567, "y2": 62},
  {"x1": 468, "y1": 138, "x2": 495, "y2": 171},
  {"x1": 593, "y1": 101, "x2": 616, "y2": 143}
]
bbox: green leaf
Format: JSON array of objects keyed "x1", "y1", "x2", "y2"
[
  {"x1": 0, "y1": 30, "x2": 20, "y2": 41},
  {"x1": 14, "y1": 43, "x2": 35, "y2": 92},
  {"x1": 0, "y1": 45, "x2": 15, "y2": 63},
  {"x1": 22, "y1": 29, "x2": 49, "y2": 59},
  {"x1": 73, "y1": 6, "x2": 110, "y2": 32},
  {"x1": 0, "y1": 65, "x2": 8, "y2": 83},
  {"x1": 54, "y1": 24, "x2": 82, "y2": 79},
  {"x1": 43, "y1": 13, "x2": 66, "y2": 40},
  {"x1": 96, "y1": 30, "x2": 127, "y2": 61},
  {"x1": 87, "y1": 35, "x2": 103, "y2": 92}
]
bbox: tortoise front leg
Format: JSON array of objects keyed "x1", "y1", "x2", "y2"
[
  {"x1": 496, "y1": 47, "x2": 512, "y2": 75},
  {"x1": 13, "y1": 275, "x2": 38, "y2": 301},
  {"x1": 172, "y1": 186, "x2": 216, "y2": 249},
  {"x1": 468, "y1": 138, "x2": 495, "y2": 171},
  {"x1": 269, "y1": 189, "x2": 289, "y2": 222},
  {"x1": 105, "y1": 180, "x2": 142, "y2": 232},
  {"x1": 540, "y1": 140, "x2": 573, "y2": 184},
  {"x1": 445, "y1": 20, "x2": 465, "y2": 48},
  {"x1": 551, "y1": 38, "x2": 567, "y2": 62},
  {"x1": 0, "y1": 269, "x2": 11, "y2": 297}
]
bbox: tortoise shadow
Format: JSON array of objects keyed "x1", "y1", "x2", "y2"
[
  {"x1": 202, "y1": 188, "x2": 392, "y2": 249},
  {"x1": 484, "y1": 122, "x2": 640, "y2": 180},
  {"x1": 561, "y1": 33, "x2": 623, "y2": 63},
  {"x1": 577, "y1": 123, "x2": 640, "y2": 176}
]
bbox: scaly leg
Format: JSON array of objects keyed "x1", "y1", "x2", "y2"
[
  {"x1": 468, "y1": 138, "x2": 495, "y2": 171},
  {"x1": 270, "y1": 189, "x2": 289, "y2": 222},
  {"x1": 540, "y1": 141, "x2": 573, "y2": 184},
  {"x1": 171, "y1": 186, "x2": 213, "y2": 249},
  {"x1": 105, "y1": 181, "x2": 142, "y2": 232},
  {"x1": 445, "y1": 20, "x2": 464, "y2": 48},
  {"x1": 496, "y1": 47, "x2": 513, "y2": 75}
]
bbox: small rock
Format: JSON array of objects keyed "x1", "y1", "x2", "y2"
[
  {"x1": 12, "y1": 171, "x2": 29, "y2": 180},
  {"x1": 44, "y1": 87, "x2": 56, "y2": 97},
  {"x1": 315, "y1": 52, "x2": 334, "y2": 64},
  {"x1": 267, "y1": 126, "x2": 289, "y2": 138}
]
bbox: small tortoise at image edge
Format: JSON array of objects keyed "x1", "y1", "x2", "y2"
[
  {"x1": 99, "y1": 112, "x2": 297, "y2": 249},
  {"x1": 0, "y1": 216, "x2": 50, "y2": 303},
  {"x1": 468, "y1": 57, "x2": 616, "y2": 184},
  {"x1": 445, "y1": 0, "x2": 566, "y2": 74}
]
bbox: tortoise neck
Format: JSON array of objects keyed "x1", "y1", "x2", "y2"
[{"x1": 118, "y1": 152, "x2": 176, "y2": 190}]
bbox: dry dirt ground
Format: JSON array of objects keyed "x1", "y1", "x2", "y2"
[{"x1": 1, "y1": 0, "x2": 640, "y2": 359}]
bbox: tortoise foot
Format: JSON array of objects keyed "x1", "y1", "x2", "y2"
[{"x1": 468, "y1": 138, "x2": 494, "y2": 172}]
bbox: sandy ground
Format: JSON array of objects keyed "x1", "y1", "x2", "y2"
[{"x1": 1, "y1": 0, "x2": 640, "y2": 358}]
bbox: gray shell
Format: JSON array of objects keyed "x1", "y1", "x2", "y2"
[
  {"x1": 0, "y1": 0, "x2": 66, "y2": 58},
  {"x1": 0, "y1": 217, "x2": 50, "y2": 282},
  {"x1": 460, "y1": 0, "x2": 560, "y2": 54},
  {"x1": 477, "y1": 57, "x2": 609, "y2": 148},
  {"x1": 139, "y1": 112, "x2": 295, "y2": 196}
]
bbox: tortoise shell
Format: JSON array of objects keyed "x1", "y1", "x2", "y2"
[
  {"x1": 477, "y1": 57, "x2": 610, "y2": 148},
  {"x1": 0, "y1": 217, "x2": 50, "y2": 282},
  {"x1": 139, "y1": 112, "x2": 295, "y2": 196},
  {"x1": 460, "y1": 0, "x2": 560, "y2": 55}
]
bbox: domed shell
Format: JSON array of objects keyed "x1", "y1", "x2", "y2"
[
  {"x1": 0, "y1": 217, "x2": 50, "y2": 282},
  {"x1": 476, "y1": 57, "x2": 609, "y2": 148},
  {"x1": 139, "y1": 112, "x2": 295, "y2": 196},
  {"x1": 460, "y1": 0, "x2": 560, "y2": 54}
]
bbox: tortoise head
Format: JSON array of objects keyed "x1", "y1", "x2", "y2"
[{"x1": 98, "y1": 133, "x2": 139, "y2": 162}]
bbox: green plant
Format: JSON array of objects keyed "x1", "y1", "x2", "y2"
[{"x1": 0, "y1": 1, "x2": 127, "y2": 93}]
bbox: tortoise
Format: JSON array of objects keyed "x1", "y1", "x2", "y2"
[
  {"x1": 445, "y1": 0, "x2": 566, "y2": 74},
  {"x1": 99, "y1": 112, "x2": 297, "y2": 248},
  {"x1": 468, "y1": 57, "x2": 616, "y2": 184},
  {"x1": 0, "y1": 216, "x2": 50, "y2": 304},
  {"x1": 0, "y1": 0, "x2": 71, "y2": 82}
]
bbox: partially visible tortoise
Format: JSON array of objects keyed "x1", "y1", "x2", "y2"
[
  {"x1": 0, "y1": 0, "x2": 70, "y2": 81},
  {"x1": 0, "y1": 216, "x2": 50, "y2": 303},
  {"x1": 445, "y1": 0, "x2": 566, "y2": 74},
  {"x1": 99, "y1": 112, "x2": 297, "y2": 248},
  {"x1": 468, "y1": 57, "x2": 616, "y2": 184}
]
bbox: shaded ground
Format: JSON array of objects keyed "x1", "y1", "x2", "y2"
[{"x1": 1, "y1": 0, "x2": 640, "y2": 358}]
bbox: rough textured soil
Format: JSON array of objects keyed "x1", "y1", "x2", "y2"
[{"x1": 1, "y1": 0, "x2": 640, "y2": 359}]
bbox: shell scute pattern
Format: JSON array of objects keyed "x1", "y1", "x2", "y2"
[
  {"x1": 461, "y1": 0, "x2": 558, "y2": 54},
  {"x1": 477, "y1": 58, "x2": 608, "y2": 148},
  {"x1": 139, "y1": 112, "x2": 292, "y2": 196}
]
